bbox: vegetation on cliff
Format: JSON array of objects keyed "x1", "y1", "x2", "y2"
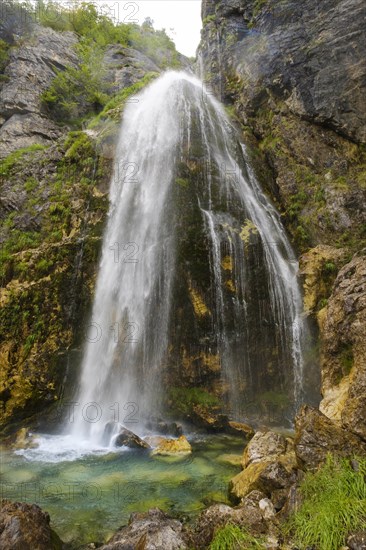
[{"x1": 0, "y1": 0, "x2": 183, "y2": 427}]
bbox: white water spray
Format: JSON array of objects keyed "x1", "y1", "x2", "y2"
[{"x1": 69, "y1": 71, "x2": 308, "y2": 444}]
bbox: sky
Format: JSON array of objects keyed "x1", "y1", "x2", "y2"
[{"x1": 121, "y1": 1, "x2": 202, "y2": 57}]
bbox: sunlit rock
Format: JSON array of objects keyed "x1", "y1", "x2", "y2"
[
  {"x1": 230, "y1": 430, "x2": 297, "y2": 501},
  {"x1": 151, "y1": 435, "x2": 192, "y2": 456}
]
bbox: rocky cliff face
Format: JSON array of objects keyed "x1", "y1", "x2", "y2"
[
  {"x1": 199, "y1": 0, "x2": 366, "y2": 143},
  {"x1": 198, "y1": 0, "x2": 366, "y2": 438},
  {"x1": 0, "y1": 26, "x2": 78, "y2": 158},
  {"x1": 0, "y1": 16, "x2": 176, "y2": 429}
]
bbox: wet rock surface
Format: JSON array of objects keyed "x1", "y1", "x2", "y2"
[
  {"x1": 113, "y1": 427, "x2": 151, "y2": 450},
  {"x1": 99, "y1": 508, "x2": 188, "y2": 550},
  {"x1": 0, "y1": 500, "x2": 63, "y2": 550},
  {"x1": 199, "y1": 0, "x2": 366, "y2": 143}
]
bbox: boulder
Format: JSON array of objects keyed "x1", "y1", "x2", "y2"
[
  {"x1": 242, "y1": 431, "x2": 288, "y2": 468},
  {"x1": 113, "y1": 428, "x2": 150, "y2": 450},
  {"x1": 259, "y1": 498, "x2": 276, "y2": 520},
  {"x1": 145, "y1": 418, "x2": 183, "y2": 437},
  {"x1": 151, "y1": 435, "x2": 191, "y2": 456},
  {"x1": 294, "y1": 405, "x2": 366, "y2": 470},
  {"x1": 0, "y1": 500, "x2": 63, "y2": 550},
  {"x1": 279, "y1": 483, "x2": 303, "y2": 521},
  {"x1": 230, "y1": 431, "x2": 298, "y2": 501},
  {"x1": 347, "y1": 532, "x2": 366, "y2": 550},
  {"x1": 190, "y1": 405, "x2": 230, "y2": 432},
  {"x1": 99, "y1": 508, "x2": 187, "y2": 550},
  {"x1": 191, "y1": 494, "x2": 267, "y2": 549}
]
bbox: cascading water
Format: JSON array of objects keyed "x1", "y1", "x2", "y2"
[{"x1": 69, "y1": 71, "x2": 311, "y2": 445}]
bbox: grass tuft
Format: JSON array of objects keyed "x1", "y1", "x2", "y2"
[
  {"x1": 286, "y1": 455, "x2": 366, "y2": 550},
  {"x1": 210, "y1": 524, "x2": 265, "y2": 550}
]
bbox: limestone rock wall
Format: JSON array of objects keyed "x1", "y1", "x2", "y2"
[
  {"x1": 0, "y1": 26, "x2": 78, "y2": 158},
  {"x1": 198, "y1": 0, "x2": 366, "y2": 434}
]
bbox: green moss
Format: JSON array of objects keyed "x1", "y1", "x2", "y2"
[
  {"x1": 35, "y1": 258, "x2": 53, "y2": 275},
  {"x1": 0, "y1": 39, "x2": 10, "y2": 73},
  {"x1": 340, "y1": 344, "x2": 354, "y2": 376},
  {"x1": 203, "y1": 15, "x2": 216, "y2": 25},
  {"x1": 176, "y1": 177, "x2": 189, "y2": 188},
  {"x1": 24, "y1": 177, "x2": 38, "y2": 192},
  {"x1": 0, "y1": 145, "x2": 47, "y2": 178},
  {"x1": 286, "y1": 455, "x2": 366, "y2": 550},
  {"x1": 89, "y1": 72, "x2": 159, "y2": 126},
  {"x1": 64, "y1": 131, "x2": 95, "y2": 163}
]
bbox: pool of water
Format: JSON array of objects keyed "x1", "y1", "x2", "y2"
[{"x1": 0, "y1": 433, "x2": 244, "y2": 547}]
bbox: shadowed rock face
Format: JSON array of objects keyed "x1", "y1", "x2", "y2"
[
  {"x1": 319, "y1": 250, "x2": 366, "y2": 441},
  {"x1": 0, "y1": 500, "x2": 63, "y2": 550},
  {"x1": 0, "y1": 26, "x2": 78, "y2": 158},
  {"x1": 199, "y1": 0, "x2": 366, "y2": 144},
  {"x1": 294, "y1": 405, "x2": 366, "y2": 470},
  {"x1": 199, "y1": 0, "x2": 366, "y2": 440}
]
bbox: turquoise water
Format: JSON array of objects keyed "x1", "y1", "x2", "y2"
[{"x1": 0, "y1": 433, "x2": 244, "y2": 546}]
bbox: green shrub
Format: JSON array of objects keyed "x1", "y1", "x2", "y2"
[
  {"x1": 36, "y1": 0, "x2": 131, "y2": 45},
  {"x1": 128, "y1": 21, "x2": 181, "y2": 69},
  {"x1": 210, "y1": 524, "x2": 265, "y2": 550},
  {"x1": 0, "y1": 39, "x2": 10, "y2": 72},
  {"x1": 323, "y1": 261, "x2": 337, "y2": 274},
  {"x1": 286, "y1": 455, "x2": 366, "y2": 550},
  {"x1": 42, "y1": 38, "x2": 109, "y2": 123},
  {"x1": 170, "y1": 387, "x2": 220, "y2": 415}
]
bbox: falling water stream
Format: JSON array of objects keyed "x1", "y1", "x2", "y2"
[
  {"x1": 69, "y1": 71, "x2": 308, "y2": 443},
  {"x1": 1, "y1": 71, "x2": 316, "y2": 547}
]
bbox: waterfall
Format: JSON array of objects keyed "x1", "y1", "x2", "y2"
[{"x1": 70, "y1": 71, "x2": 309, "y2": 444}]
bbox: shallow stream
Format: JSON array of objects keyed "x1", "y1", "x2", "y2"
[{"x1": 0, "y1": 433, "x2": 244, "y2": 546}]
